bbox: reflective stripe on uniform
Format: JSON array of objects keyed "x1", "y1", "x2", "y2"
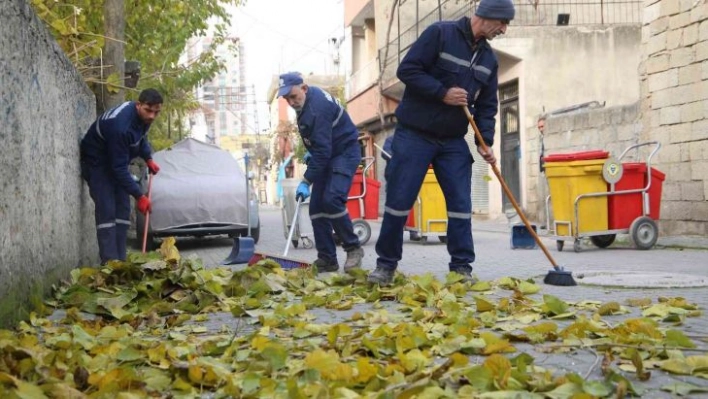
[
  {"x1": 384, "y1": 206, "x2": 410, "y2": 217},
  {"x1": 116, "y1": 219, "x2": 131, "y2": 226},
  {"x1": 472, "y1": 65, "x2": 491, "y2": 75},
  {"x1": 332, "y1": 106, "x2": 344, "y2": 127},
  {"x1": 448, "y1": 211, "x2": 471, "y2": 219},
  {"x1": 310, "y1": 210, "x2": 348, "y2": 220},
  {"x1": 95, "y1": 120, "x2": 105, "y2": 141},
  {"x1": 97, "y1": 222, "x2": 116, "y2": 229},
  {"x1": 440, "y1": 52, "x2": 471, "y2": 68}
]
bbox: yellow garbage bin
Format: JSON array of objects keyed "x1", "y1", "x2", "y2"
[
  {"x1": 544, "y1": 150, "x2": 609, "y2": 237},
  {"x1": 419, "y1": 168, "x2": 448, "y2": 234}
]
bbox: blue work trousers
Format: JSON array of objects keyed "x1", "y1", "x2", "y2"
[
  {"x1": 82, "y1": 164, "x2": 132, "y2": 264},
  {"x1": 308, "y1": 147, "x2": 361, "y2": 263},
  {"x1": 376, "y1": 125, "x2": 475, "y2": 272}
]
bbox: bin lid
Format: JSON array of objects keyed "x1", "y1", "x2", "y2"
[
  {"x1": 622, "y1": 162, "x2": 666, "y2": 181},
  {"x1": 544, "y1": 150, "x2": 609, "y2": 162}
]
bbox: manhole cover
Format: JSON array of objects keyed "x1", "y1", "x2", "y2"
[{"x1": 575, "y1": 271, "x2": 708, "y2": 288}]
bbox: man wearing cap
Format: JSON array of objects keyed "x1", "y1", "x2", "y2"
[
  {"x1": 278, "y1": 72, "x2": 365, "y2": 273},
  {"x1": 367, "y1": 0, "x2": 514, "y2": 285}
]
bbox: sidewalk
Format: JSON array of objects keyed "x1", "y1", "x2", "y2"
[{"x1": 471, "y1": 214, "x2": 708, "y2": 250}]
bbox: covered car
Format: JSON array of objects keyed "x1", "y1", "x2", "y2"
[{"x1": 136, "y1": 138, "x2": 260, "y2": 248}]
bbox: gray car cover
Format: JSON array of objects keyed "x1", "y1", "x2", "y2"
[{"x1": 148, "y1": 138, "x2": 248, "y2": 231}]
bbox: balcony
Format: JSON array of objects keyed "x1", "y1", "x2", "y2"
[{"x1": 346, "y1": 58, "x2": 379, "y2": 99}]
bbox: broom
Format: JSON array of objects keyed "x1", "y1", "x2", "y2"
[
  {"x1": 142, "y1": 173, "x2": 153, "y2": 254},
  {"x1": 463, "y1": 106, "x2": 576, "y2": 286},
  {"x1": 248, "y1": 197, "x2": 311, "y2": 269}
]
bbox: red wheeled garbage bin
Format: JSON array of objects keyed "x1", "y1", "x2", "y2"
[
  {"x1": 608, "y1": 163, "x2": 665, "y2": 230},
  {"x1": 347, "y1": 170, "x2": 381, "y2": 220}
]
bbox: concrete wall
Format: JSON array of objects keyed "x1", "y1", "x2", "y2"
[
  {"x1": 638, "y1": 0, "x2": 708, "y2": 237},
  {"x1": 0, "y1": 0, "x2": 98, "y2": 327}
]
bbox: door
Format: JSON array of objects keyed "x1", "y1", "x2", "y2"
[{"x1": 499, "y1": 80, "x2": 520, "y2": 211}]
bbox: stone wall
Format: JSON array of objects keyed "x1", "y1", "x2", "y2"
[
  {"x1": 0, "y1": 0, "x2": 98, "y2": 327},
  {"x1": 639, "y1": 0, "x2": 708, "y2": 236}
]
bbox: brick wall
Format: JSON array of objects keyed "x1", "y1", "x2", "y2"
[{"x1": 640, "y1": 0, "x2": 708, "y2": 236}]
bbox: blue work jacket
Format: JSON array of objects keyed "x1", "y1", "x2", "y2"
[
  {"x1": 296, "y1": 86, "x2": 359, "y2": 184},
  {"x1": 80, "y1": 101, "x2": 153, "y2": 198},
  {"x1": 395, "y1": 16, "x2": 499, "y2": 146}
]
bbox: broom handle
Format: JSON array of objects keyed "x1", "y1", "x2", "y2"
[
  {"x1": 463, "y1": 106, "x2": 559, "y2": 269},
  {"x1": 142, "y1": 173, "x2": 153, "y2": 254},
  {"x1": 284, "y1": 197, "x2": 302, "y2": 257}
]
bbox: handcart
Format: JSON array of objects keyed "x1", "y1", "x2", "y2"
[
  {"x1": 343, "y1": 156, "x2": 378, "y2": 246},
  {"x1": 544, "y1": 141, "x2": 664, "y2": 252},
  {"x1": 281, "y1": 178, "x2": 314, "y2": 249}
]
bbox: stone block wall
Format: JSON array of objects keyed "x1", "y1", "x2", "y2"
[
  {"x1": 0, "y1": 0, "x2": 98, "y2": 327},
  {"x1": 640, "y1": 0, "x2": 708, "y2": 236}
]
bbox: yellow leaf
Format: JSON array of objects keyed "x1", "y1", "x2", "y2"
[
  {"x1": 158, "y1": 237, "x2": 181, "y2": 263},
  {"x1": 475, "y1": 296, "x2": 496, "y2": 313},
  {"x1": 518, "y1": 280, "x2": 540, "y2": 294},
  {"x1": 355, "y1": 357, "x2": 378, "y2": 383},
  {"x1": 450, "y1": 352, "x2": 470, "y2": 367},
  {"x1": 187, "y1": 365, "x2": 203, "y2": 384},
  {"x1": 481, "y1": 332, "x2": 516, "y2": 355},
  {"x1": 483, "y1": 354, "x2": 512, "y2": 388},
  {"x1": 400, "y1": 349, "x2": 429, "y2": 372},
  {"x1": 304, "y1": 349, "x2": 347, "y2": 380},
  {"x1": 597, "y1": 301, "x2": 621, "y2": 315}
]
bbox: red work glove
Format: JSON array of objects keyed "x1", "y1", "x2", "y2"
[
  {"x1": 136, "y1": 195, "x2": 152, "y2": 214},
  {"x1": 146, "y1": 159, "x2": 160, "y2": 175}
]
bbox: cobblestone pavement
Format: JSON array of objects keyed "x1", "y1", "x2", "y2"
[{"x1": 167, "y1": 205, "x2": 708, "y2": 397}]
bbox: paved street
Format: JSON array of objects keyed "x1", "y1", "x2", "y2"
[{"x1": 164, "y1": 204, "x2": 708, "y2": 397}]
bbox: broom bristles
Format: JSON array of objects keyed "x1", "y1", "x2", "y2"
[
  {"x1": 248, "y1": 252, "x2": 310, "y2": 269},
  {"x1": 544, "y1": 269, "x2": 578, "y2": 286}
]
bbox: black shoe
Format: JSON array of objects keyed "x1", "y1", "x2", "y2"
[
  {"x1": 312, "y1": 258, "x2": 339, "y2": 273},
  {"x1": 367, "y1": 265, "x2": 395, "y2": 285}
]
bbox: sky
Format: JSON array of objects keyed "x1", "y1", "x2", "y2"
[{"x1": 227, "y1": 0, "x2": 346, "y2": 132}]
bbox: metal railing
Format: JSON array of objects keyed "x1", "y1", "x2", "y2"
[
  {"x1": 346, "y1": 58, "x2": 380, "y2": 98},
  {"x1": 376, "y1": 0, "x2": 642, "y2": 85}
]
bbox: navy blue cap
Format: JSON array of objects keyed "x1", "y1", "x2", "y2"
[
  {"x1": 277, "y1": 72, "x2": 304, "y2": 97},
  {"x1": 475, "y1": 0, "x2": 515, "y2": 21}
]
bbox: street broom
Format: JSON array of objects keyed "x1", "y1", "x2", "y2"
[
  {"x1": 463, "y1": 106, "x2": 576, "y2": 286},
  {"x1": 247, "y1": 197, "x2": 311, "y2": 270}
]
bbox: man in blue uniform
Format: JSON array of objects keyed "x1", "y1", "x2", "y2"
[
  {"x1": 278, "y1": 72, "x2": 365, "y2": 273},
  {"x1": 367, "y1": 0, "x2": 514, "y2": 285},
  {"x1": 80, "y1": 88, "x2": 163, "y2": 264}
]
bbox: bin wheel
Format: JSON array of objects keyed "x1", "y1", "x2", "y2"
[
  {"x1": 573, "y1": 239, "x2": 582, "y2": 253},
  {"x1": 630, "y1": 216, "x2": 658, "y2": 250},
  {"x1": 556, "y1": 240, "x2": 564, "y2": 251},
  {"x1": 590, "y1": 234, "x2": 616, "y2": 248},
  {"x1": 302, "y1": 237, "x2": 314, "y2": 249},
  {"x1": 420, "y1": 236, "x2": 428, "y2": 245},
  {"x1": 409, "y1": 231, "x2": 421, "y2": 241},
  {"x1": 352, "y1": 219, "x2": 371, "y2": 246},
  {"x1": 438, "y1": 236, "x2": 448, "y2": 244},
  {"x1": 292, "y1": 239, "x2": 299, "y2": 249}
]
